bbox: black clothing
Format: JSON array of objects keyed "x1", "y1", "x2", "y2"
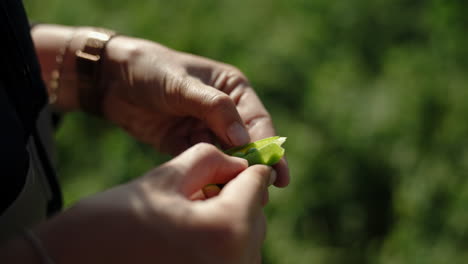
[{"x1": 0, "y1": 0, "x2": 62, "y2": 215}]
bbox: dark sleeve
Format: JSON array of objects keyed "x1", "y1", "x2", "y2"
[
  {"x1": 0, "y1": 0, "x2": 52, "y2": 214},
  {"x1": 0, "y1": 80, "x2": 30, "y2": 214}
]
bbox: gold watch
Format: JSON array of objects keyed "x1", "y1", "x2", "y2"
[{"x1": 75, "y1": 28, "x2": 116, "y2": 115}]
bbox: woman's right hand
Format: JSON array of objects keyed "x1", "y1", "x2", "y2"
[{"x1": 31, "y1": 143, "x2": 274, "y2": 264}]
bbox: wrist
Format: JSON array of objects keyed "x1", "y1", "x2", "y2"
[
  {"x1": 32, "y1": 24, "x2": 80, "y2": 112},
  {"x1": 74, "y1": 28, "x2": 117, "y2": 115},
  {"x1": 32, "y1": 25, "x2": 117, "y2": 113}
]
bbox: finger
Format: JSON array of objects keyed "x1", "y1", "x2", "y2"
[
  {"x1": 235, "y1": 87, "x2": 273, "y2": 140},
  {"x1": 189, "y1": 129, "x2": 216, "y2": 146},
  {"x1": 235, "y1": 87, "x2": 290, "y2": 187},
  {"x1": 155, "y1": 117, "x2": 194, "y2": 156},
  {"x1": 167, "y1": 143, "x2": 248, "y2": 196},
  {"x1": 169, "y1": 78, "x2": 250, "y2": 147},
  {"x1": 184, "y1": 119, "x2": 216, "y2": 146},
  {"x1": 273, "y1": 158, "x2": 290, "y2": 187},
  {"x1": 220, "y1": 165, "x2": 273, "y2": 215},
  {"x1": 159, "y1": 118, "x2": 214, "y2": 156}
]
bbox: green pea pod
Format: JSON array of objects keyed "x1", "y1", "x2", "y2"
[
  {"x1": 203, "y1": 136, "x2": 286, "y2": 192},
  {"x1": 225, "y1": 136, "x2": 287, "y2": 166}
]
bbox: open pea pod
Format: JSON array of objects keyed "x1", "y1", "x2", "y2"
[
  {"x1": 202, "y1": 136, "x2": 287, "y2": 193},
  {"x1": 225, "y1": 136, "x2": 287, "y2": 166}
]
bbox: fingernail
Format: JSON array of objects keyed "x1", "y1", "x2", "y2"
[
  {"x1": 268, "y1": 169, "x2": 277, "y2": 186},
  {"x1": 227, "y1": 122, "x2": 250, "y2": 146}
]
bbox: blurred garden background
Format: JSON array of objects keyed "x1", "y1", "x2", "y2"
[{"x1": 25, "y1": 0, "x2": 468, "y2": 263}]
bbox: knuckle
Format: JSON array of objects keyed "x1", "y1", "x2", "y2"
[
  {"x1": 125, "y1": 42, "x2": 145, "y2": 62},
  {"x1": 217, "y1": 66, "x2": 250, "y2": 94},
  {"x1": 247, "y1": 165, "x2": 272, "y2": 187},
  {"x1": 191, "y1": 142, "x2": 217, "y2": 152},
  {"x1": 251, "y1": 164, "x2": 272, "y2": 176},
  {"x1": 190, "y1": 142, "x2": 222, "y2": 159},
  {"x1": 226, "y1": 66, "x2": 247, "y2": 80},
  {"x1": 209, "y1": 93, "x2": 235, "y2": 112}
]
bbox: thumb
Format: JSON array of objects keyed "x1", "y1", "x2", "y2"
[
  {"x1": 219, "y1": 165, "x2": 273, "y2": 215},
  {"x1": 169, "y1": 78, "x2": 250, "y2": 147},
  {"x1": 167, "y1": 143, "x2": 248, "y2": 197}
]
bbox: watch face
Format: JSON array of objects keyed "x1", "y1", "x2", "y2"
[
  {"x1": 88, "y1": 31, "x2": 113, "y2": 42},
  {"x1": 76, "y1": 29, "x2": 117, "y2": 80},
  {"x1": 76, "y1": 29, "x2": 116, "y2": 62}
]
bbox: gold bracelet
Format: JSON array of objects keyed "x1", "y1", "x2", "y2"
[{"x1": 48, "y1": 30, "x2": 75, "y2": 105}]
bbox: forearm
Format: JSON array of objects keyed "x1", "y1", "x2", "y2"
[
  {"x1": 0, "y1": 204, "x2": 153, "y2": 264},
  {"x1": 0, "y1": 214, "x2": 114, "y2": 264},
  {"x1": 0, "y1": 236, "x2": 40, "y2": 264}
]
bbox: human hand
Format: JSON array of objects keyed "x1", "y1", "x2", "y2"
[
  {"x1": 34, "y1": 143, "x2": 274, "y2": 264},
  {"x1": 99, "y1": 36, "x2": 289, "y2": 187},
  {"x1": 31, "y1": 25, "x2": 288, "y2": 186}
]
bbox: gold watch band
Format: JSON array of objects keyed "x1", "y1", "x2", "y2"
[{"x1": 75, "y1": 28, "x2": 116, "y2": 115}]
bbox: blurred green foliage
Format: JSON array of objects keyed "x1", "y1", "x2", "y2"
[{"x1": 25, "y1": 0, "x2": 468, "y2": 263}]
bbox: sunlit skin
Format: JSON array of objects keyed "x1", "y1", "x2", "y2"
[
  {"x1": 32, "y1": 25, "x2": 289, "y2": 187},
  {"x1": 1, "y1": 144, "x2": 275, "y2": 264},
  {"x1": 0, "y1": 24, "x2": 289, "y2": 263}
]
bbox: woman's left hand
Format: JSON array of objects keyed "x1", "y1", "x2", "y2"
[
  {"x1": 98, "y1": 36, "x2": 289, "y2": 187},
  {"x1": 32, "y1": 26, "x2": 289, "y2": 187}
]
